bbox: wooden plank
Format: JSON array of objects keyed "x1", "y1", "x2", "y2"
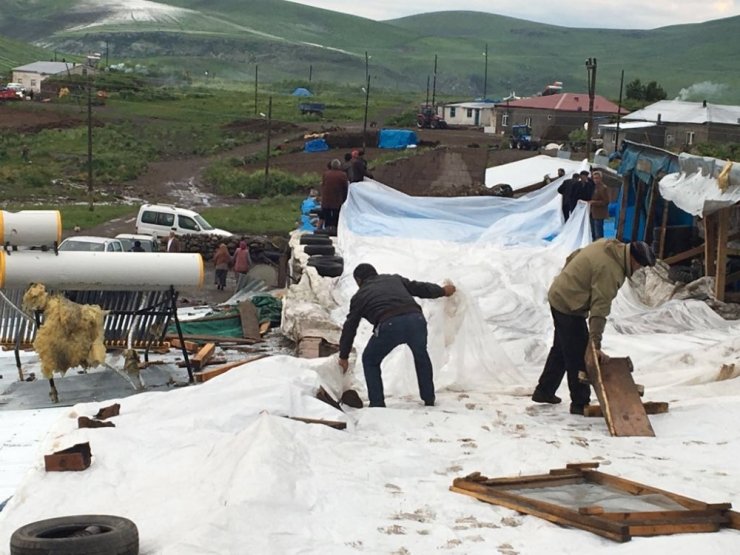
[
  {"x1": 298, "y1": 337, "x2": 323, "y2": 359},
  {"x1": 727, "y1": 510, "x2": 740, "y2": 530},
  {"x1": 259, "y1": 321, "x2": 271, "y2": 335},
  {"x1": 565, "y1": 462, "x2": 601, "y2": 470},
  {"x1": 453, "y1": 471, "x2": 581, "y2": 488},
  {"x1": 631, "y1": 178, "x2": 645, "y2": 242},
  {"x1": 705, "y1": 213, "x2": 717, "y2": 276},
  {"x1": 715, "y1": 207, "x2": 730, "y2": 302},
  {"x1": 658, "y1": 198, "x2": 671, "y2": 259},
  {"x1": 487, "y1": 477, "x2": 583, "y2": 489},
  {"x1": 586, "y1": 353, "x2": 654, "y2": 437},
  {"x1": 193, "y1": 355, "x2": 270, "y2": 383},
  {"x1": 238, "y1": 300, "x2": 261, "y2": 341},
  {"x1": 579, "y1": 506, "x2": 605, "y2": 515},
  {"x1": 450, "y1": 482, "x2": 630, "y2": 542},
  {"x1": 663, "y1": 244, "x2": 705, "y2": 266},
  {"x1": 191, "y1": 342, "x2": 216, "y2": 371},
  {"x1": 584, "y1": 401, "x2": 669, "y2": 418},
  {"x1": 178, "y1": 357, "x2": 226, "y2": 368},
  {"x1": 643, "y1": 177, "x2": 658, "y2": 245},
  {"x1": 617, "y1": 173, "x2": 630, "y2": 240},
  {"x1": 165, "y1": 334, "x2": 260, "y2": 345},
  {"x1": 628, "y1": 520, "x2": 721, "y2": 536},
  {"x1": 600, "y1": 509, "x2": 726, "y2": 522},
  {"x1": 285, "y1": 416, "x2": 347, "y2": 430}
]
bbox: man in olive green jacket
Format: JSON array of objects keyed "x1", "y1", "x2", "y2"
[{"x1": 532, "y1": 239, "x2": 656, "y2": 414}]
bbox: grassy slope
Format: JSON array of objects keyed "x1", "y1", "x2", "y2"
[
  {"x1": 0, "y1": 3, "x2": 738, "y2": 101},
  {"x1": 0, "y1": 35, "x2": 60, "y2": 74}
]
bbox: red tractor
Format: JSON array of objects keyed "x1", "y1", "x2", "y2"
[{"x1": 416, "y1": 105, "x2": 447, "y2": 129}]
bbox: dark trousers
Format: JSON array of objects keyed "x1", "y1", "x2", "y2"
[
  {"x1": 322, "y1": 208, "x2": 341, "y2": 228},
  {"x1": 591, "y1": 217, "x2": 604, "y2": 240},
  {"x1": 361, "y1": 312, "x2": 435, "y2": 407},
  {"x1": 535, "y1": 306, "x2": 590, "y2": 406},
  {"x1": 215, "y1": 269, "x2": 227, "y2": 289}
]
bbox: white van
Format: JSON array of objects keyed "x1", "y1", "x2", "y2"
[{"x1": 135, "y1": 204, "x2": 232, "y2": 237}]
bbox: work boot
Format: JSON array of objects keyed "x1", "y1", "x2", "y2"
[
  {"x1": 569, "y1": 404, "x2": 585, "y2": 415},
  {"x1": 424, "y1": 399, "x2": 435, "y2": 407},
  {"x1": 531, "y1": 390, "x2": 562, "y2": 404}
]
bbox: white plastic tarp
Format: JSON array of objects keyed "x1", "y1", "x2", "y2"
[{"x1": 484, "y1": 155, "x2": 586, "y2": 190}]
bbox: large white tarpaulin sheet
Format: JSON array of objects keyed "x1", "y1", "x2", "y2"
[{"x1": 484, "y1": 155, "x2": 586, "y2": 190}]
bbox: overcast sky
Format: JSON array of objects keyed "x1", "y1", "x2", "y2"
[{"x1": 289, "y1": 0, "x2": 738, "y2": 29}]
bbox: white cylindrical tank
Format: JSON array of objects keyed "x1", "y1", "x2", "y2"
[
  {"x1": 0, "y1": 210, "x2": 62, "y2": 247},
  {"x1": 0, "y1": 252, "x2": 204, "y2": 290}
]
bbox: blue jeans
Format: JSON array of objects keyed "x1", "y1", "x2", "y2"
[{"x1": 361, "y1": 312, "x2": 435, "y2": 407}]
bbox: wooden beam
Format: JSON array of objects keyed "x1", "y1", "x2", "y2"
[
  {"x1": 285, "y1": 416, "x2": 347, "y2": 430},
  {"x1": 584, "y1": 401, "x2": 669, "y2": 418},
  {"x1": 193, "y1": 355, "x2": 269, "y2": 383},
  {"x1": 617, "y1": 172, "x2": 630, "y2": 240},
  {"x1": 715, "y1": 207, "x2": 730, "y2": 302},
  {"x1": 658, "y1": 198, "x2": 671, "y2": 259},
  {"x1": 704, "y1": 213, "x2": 717, "y2": 276},
  {"x1": 165, "y1": 334, "x2": 260, "y2": 345},
  {"x1": 632, "y1": 179, "x2": 645, "y2": 242},
  {"x1": 643, "y1": 177, "x2": 659, "y2": 245},
  {"x1": 191, "y1": 342, "x2": 216, "y2": 371},
  {"x1": 238, "y1": 300, "x2": 261, "y2": 341},
  {"x1": 663, "y1": 244, "x2": 705, "y2": 266},
  {"x1": 168, "y1": 338, "x2": 200, "y2": 352},
  {"x1": 600, "y1": 509, "x2": 727, "y2": 522}
]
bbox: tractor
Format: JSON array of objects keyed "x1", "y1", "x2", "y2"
[
  {"x1": 416, "y1": 105, "x2": 447, "y2": 129},
  {"x1": 509, "y1": 124, "x2": 540, "y2": 150}
]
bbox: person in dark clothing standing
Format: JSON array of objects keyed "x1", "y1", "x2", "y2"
[
  {"x1": 341, "y1": 152, "x2": 353, "y2": 180},
  {"x1": 320, "y1": 159, "x2": 349, "y2": 228},
  {"x1": 558, "y1": 173, "x2": 580, "y2": 221},
  {"x1": 349, "y1": 149, "x2": 373, "y2": 183},
  {"x1": 338, "y1": 263, "x2": 456, "y2": 408}
]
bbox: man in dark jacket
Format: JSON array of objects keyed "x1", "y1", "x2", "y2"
[
  {"x1": 338, "y1": 263, "x2": 456, "y2": 407},
  {"x1": 531, "y1": 240, "x2": 656, "y2": 415},
  {"x1": 349, "y1": 149, "x2": 373, "y2": 183},
  {"x1": 320, "y1": 159, "x2": 349, "y2": 227},
  {"x1": 558, "y1": 173, "x2": 580, "y2": 221}
]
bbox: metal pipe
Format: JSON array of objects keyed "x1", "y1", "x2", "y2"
[{"x1": 0, "y1": 252, "x2": 204, "y2": 290}]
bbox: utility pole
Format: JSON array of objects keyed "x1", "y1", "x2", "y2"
[
  {"x1": 425, "y1": 75, "x2": 430, "y2": 107},
  {"x1": 483, "y1": 43, "x2": 488, "y2": 100},
  {"x1": 431, "y1": 54, "x2": 438, "y2": 109},
  {"x1": 309, "y1": 64, "x2": 312, "y2": 83},
  {"x1": 615, "y1": 69, "x2": 625, "y2": 154},
  {"x1": 87, "y1": 71, "x2": 94, "y2": 210},
  {"x1": 362, "y1": 74, "x2": 370, "y2": 149},
  {"x1": 365, "y1": 51, "x2": 369, "y2": 82},
  {"x1": 585, "y1": 57, "x2": 597, "y2": 161},
  {"x1": 105, "y1": 40, "x2": 109, "y2": 67},
  {"x1": 264, "y1": 96, "x2": 272, "y2": 186},
  {"x1": 254, "y1": 64, "x2": 258, "y2": 115}
]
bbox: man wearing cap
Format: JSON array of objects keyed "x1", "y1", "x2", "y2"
[
  {"x1": 531, "y1": 239, "x2": 656, "y2": 415},
  {"x1": 338, "y1": 264, "x2": 456, "y2": 408}
]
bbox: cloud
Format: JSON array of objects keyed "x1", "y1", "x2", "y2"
[{"x1": 289, "y1": 0, "x2": 740, "y2": 28}]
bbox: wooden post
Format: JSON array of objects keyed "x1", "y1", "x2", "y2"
[
  {"x1": 617, "y1": 173, "x2": 630, "y2": 240},
  {"x1": 704, "y1": 213, "x2": 717, "y2": 277},
  {"x1": 658, "y1": 198, "x2": 671, "y2": 259},
  {"x1": 643, "y1": 177, "x2": 659, "y2": 246},
  {"x1": 715, "y1": 208, "x2": 730, "y2": 301},
  {"x1": 631, "y1": 179, "x2": 645, "y2": 242}
]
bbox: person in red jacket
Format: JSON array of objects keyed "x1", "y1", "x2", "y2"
[{"x1": 232, "y1": 240, "x2": 250, "y2": 276}]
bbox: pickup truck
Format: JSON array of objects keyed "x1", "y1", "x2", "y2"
[{"x1": 298, "y1": 102, "x2": 325, "y2": 116}]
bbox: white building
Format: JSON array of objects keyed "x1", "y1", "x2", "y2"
[
  {"x1": 439, "y1": 101, "x2": 496, "y2": 128},
  {"x1": 11, "y1": 61, "x2": 90, "y2": 93}
]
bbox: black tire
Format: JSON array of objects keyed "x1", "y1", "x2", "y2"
[
  {"x1": 10, "y1": 515, "x2": 138, "y2": 555},
  {"x1": 313, "y1": 228, "x2": 337, "y2": 237},
  {"x1": 299, "y1": 235, "x2": 332, "y2": 246},
  {"x1": 303, "y1": 244, "x2": 335, "y2": 256},
  {"x1": 315, "y1": 262, "x2": 343, "y2": 278},
  {"x1": 307, "y1": 255, "x2": 343, "y2": 266}
]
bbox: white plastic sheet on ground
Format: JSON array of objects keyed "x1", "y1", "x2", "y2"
[
  {"x1": 3, "y1": 179, "x2": 740, "y2": 554},
  {"x1": 484, "y1": 155, "x2": 587, "y2": 191}
]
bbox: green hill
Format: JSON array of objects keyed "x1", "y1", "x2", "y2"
[
  {"x1": 0, "y1": 35, "x2": 59, "y2": 74},
  {"x1": 0, "y1": 2, "x2": 738, "y2": 103}
]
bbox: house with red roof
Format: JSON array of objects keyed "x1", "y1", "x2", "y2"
[{"x1": 492, "y1": 93, "x2": 628, "y2": 142}]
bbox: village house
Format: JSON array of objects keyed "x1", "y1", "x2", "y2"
[
  {"x1": 490, "y1": 93, "x2": 626, "y2": 141},
  {"x1": 438, "y1": 101, "x2": 496, "y2": 128},
  {"x1": 11, "y1": 61, "x2": 92, "y2": 93},
  {"x1": 600, "y1": 99, "x2": 740, "y2": 152}
]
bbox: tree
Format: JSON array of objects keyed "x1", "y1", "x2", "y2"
[
  {"x1": 625, "y1": 78, "x2": 644, "y2": 100},
  {"x1": 645, "y1": 81, "x2": 667, "y2": 102}
]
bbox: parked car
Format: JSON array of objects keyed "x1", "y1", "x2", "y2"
[
  {"x1": 58, "y1": 236, "x2": 124, "y2": 252},
  {"x1": 115, "y1": 233, "x2": 160, "y2": 252},
  {"x1": 0, "y1": 88, "x2": 21, "y2": 102},
  {"x1": 135, "y1": 204, "x2": 232, "y2": 237}
]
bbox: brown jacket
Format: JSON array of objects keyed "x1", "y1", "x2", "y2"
[
  {"x1": 321, "y1": 169, "x2": 349, "y2": 210},
  {"x1": 590, "y1": 182, "x2": 609, "y2": 220},
  {"x1": 548, "y1": 239, "x2": 632, "y2": 347}
]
